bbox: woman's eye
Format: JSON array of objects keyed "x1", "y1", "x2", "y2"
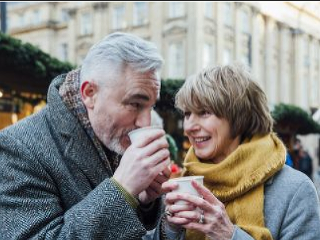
[
  {"x1": 200, "y1": 111, "x2": 210, "y2": 117},
  {"x1": 184, "y1": 112, "x2": 191, "y2": 118}
]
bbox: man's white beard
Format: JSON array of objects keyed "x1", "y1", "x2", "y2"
[{"x1": 107, "y1": 137, "x2": 125, "y2": 155}]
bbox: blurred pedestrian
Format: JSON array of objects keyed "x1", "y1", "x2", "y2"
[
  {"x1": 285, "y1": 152, "x2": 294, "y2": 167},
  {"x1": 292, "y1": 138, "x2": 313, "y2": 180},
  {"x1": 298, "y1": 149, "x2": 313, "y2": 181},
  {"x1": 292, "y1": 138, "x2": 302, "y2": 169}
]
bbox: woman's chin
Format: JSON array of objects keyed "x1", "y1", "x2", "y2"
[{"x1": 194, "y1": 150, "x2": 211, "y2": 161}]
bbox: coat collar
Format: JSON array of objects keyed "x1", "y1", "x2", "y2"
[{"x1": 46, "y1": 75, "x2": 112, "y2": 185}]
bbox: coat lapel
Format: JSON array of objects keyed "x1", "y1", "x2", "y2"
[{"x1": 47, "y1": 75, "x2": 112, "y2": 188}]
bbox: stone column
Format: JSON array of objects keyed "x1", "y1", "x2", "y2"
[
  {"x1": 279, "y1": 23, "x2": 290, "y2": 103},
  {"x1": 264, "y1": 17, "x2": 275, "y2": 105},
  {"x1": 186, "y1": 2, "x2": 202, "y2": 75},
  {"x1": 292, "y1": 30, "x2": 304, "y2": 107},
  {"x1": 309, "y1": 39, "x2": 317, "y2": 108},
  {"x1": 251, "y1": 9, "x2": 261, "y2": 87},
  {"x1": 216, "y1": 2, "x2": 224, "y2": 64},
  {"x1": 67, "y1": 8, "x2": 77, "y2": 63},
  {"x1": 150, "y1": 2, "x2": 163, "y2": 54},
  {"x1": 234, "y1": 2, "x2": 242, "y2": 61},
  {"x1": 93, "y1": 2, "x2": 109, "y2": 42},
  {"x1": 317, "y1": 42, "x2": 320, "y2": 108}
]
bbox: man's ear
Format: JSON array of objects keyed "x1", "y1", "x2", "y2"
[{"x1": 81, "y1": 81, "x2": 98, "y2": 109}]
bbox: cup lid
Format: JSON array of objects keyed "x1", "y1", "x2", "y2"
[
  {"x1": 128, "y1": 126, "x2": 162, "y2": 136},
  {"x1": 169, "y1": 176, "x2": 204, "y2": 182}
]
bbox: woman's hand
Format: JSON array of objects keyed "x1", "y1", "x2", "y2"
[
  {"x1": 162, "y1": 180, "x2": 194, "y2": 233},
  {"x1": 163, "y1": 181, "x2": 197, "y2": 226},
  {"x1": 164, "y1": 180, "x2": 234, "y2": 240}
]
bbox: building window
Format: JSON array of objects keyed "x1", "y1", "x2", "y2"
[
  {"x1": 203, "y1": 43, "x2": 214, "y2": 68},
  {"x1": 61, "y1": 9, "x2": 69, "y2": 22},
  {"x1": 223, "y1": 48, "x2": 232, "y2": 64},
  {"x1": 113, "y1": 5, "x2": 126, "y2": 29},
  {"x1": 224, "y1": 2, "x2": 233, "y2": 27},
  {"x1": 303, "y1": 37, "x2": 310, "y2": 68},
  {"x1": 204, "y1": 2, "x2": 214, "y2": 19},
  {"x1": 32, "y1": 9, "x2": 41, "y2": 25},
  {"x1": 133, "y1": 2, "x2": 148, "y2": 26},
  {"x1": 80, "y1": 12, "x2": 92, "y2": 35},
  {"x1": 168, "y1": 42, "x2": 185, "y2": 79},
  {"x1": 241, "y1": 10, "x2": 250, "y2": 34},
  {"x1": 9, "y1": 15, "x2": 17, "y2": 29},
  {"x1": 19, "y1": 13, "x2": 25, "y2": 27},
  {"x1": 241, "y1": 52, "x2": 249, "y2": 67},
  {"x1": 240, "y1": 35, "x2": 252, "y2": 67},
  {"x1": 169, "y1": 2, "x2": 185, "y2": 18},
  {"x1": 7, "y1": 16, "x2": 10, "y2": 30},
  {"x1": 60, "y1": 43, "x2": 68, "y2": 61}
]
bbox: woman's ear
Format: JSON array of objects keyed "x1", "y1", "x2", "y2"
[{"x1": 81, "y1": 81, "x2": 98, "y2": 109}]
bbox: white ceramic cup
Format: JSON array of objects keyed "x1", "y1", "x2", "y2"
[
  {"x1": 128, "y1": 126, "x2": 163, "y2": 143},
  {"x1": 168, "y1": 176, "x2": 204, "y2": 205}
]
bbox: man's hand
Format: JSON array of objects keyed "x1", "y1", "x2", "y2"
[
  {"x1": 113, "y1": 129, "x2": 170, "y2": 197},
  {"x1": 138, "y1": 167, "x2": 171, "y2": 204}
]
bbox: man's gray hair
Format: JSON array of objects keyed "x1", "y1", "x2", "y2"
[{"x1": 80, "y1": 32, "x2": 164, "y2": 84}]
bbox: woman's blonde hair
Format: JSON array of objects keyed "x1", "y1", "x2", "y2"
[{"x1": 175, "y1": 64, "x2": 273, "y2": 140}]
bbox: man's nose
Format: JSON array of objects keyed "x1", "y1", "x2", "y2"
[{"x1": 135, "y1": 110, "x2": 151, "y2": 128}]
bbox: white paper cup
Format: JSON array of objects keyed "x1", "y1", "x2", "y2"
[
  {"x1": 129, "y1": 126, "x2": 171, "y2": 176},
  {"x1": 128, "y1": 126, "x2": 162, "y2": 143},
  {"x1": 168, "y1": 176, "x2": 204, "y2": 205}
]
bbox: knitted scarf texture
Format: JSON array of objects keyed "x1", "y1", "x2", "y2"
[
  {"x1": 59, "y1": 69, "x2": 120, "y2": 174},
  {"x1": 183, "y1": 133, "x2": 286, "y2": 240}
]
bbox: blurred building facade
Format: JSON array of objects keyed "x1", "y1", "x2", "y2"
[
  {"x1": 2, "y1": 2, "x2": 320, "y2": 173},
  {"x1": 4, "y1": 2, "x2": 320, "y2": 109}
]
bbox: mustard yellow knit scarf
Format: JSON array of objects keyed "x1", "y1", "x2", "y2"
[{"x1": 183, "y1": 133, "x2": 286, "y2": 240}]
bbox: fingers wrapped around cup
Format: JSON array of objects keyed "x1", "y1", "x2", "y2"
[{"x1": 198, "y1": 212, "x2": 205, "y2": 224}]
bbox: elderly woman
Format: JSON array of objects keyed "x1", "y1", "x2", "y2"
[{"x1": 155, "y1": 65, "x2": 320, "y2": 240}]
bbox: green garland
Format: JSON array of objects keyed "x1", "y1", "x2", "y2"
[
  {"x1": 0, "y1": 32, "x2": 74, "y2": 85},
  {"x1": 271, "y1": 103, "x2": 320, "y2": 135},
  {"x1": 156, "y1": 79, "x2": 184, "y2": 113}
]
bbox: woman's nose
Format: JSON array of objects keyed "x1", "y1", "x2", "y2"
[{"x1": 184, "y1": 114, "x2": 200, "y2": 132}]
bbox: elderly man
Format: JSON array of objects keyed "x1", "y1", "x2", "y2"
[{"x1": 0, "y1": 32, "x2": 170, "y2": 239}]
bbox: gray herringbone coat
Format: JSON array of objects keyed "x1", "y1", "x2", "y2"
[{"x1": 0, "y1": 75, "x2": 158, "y2": 240}]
